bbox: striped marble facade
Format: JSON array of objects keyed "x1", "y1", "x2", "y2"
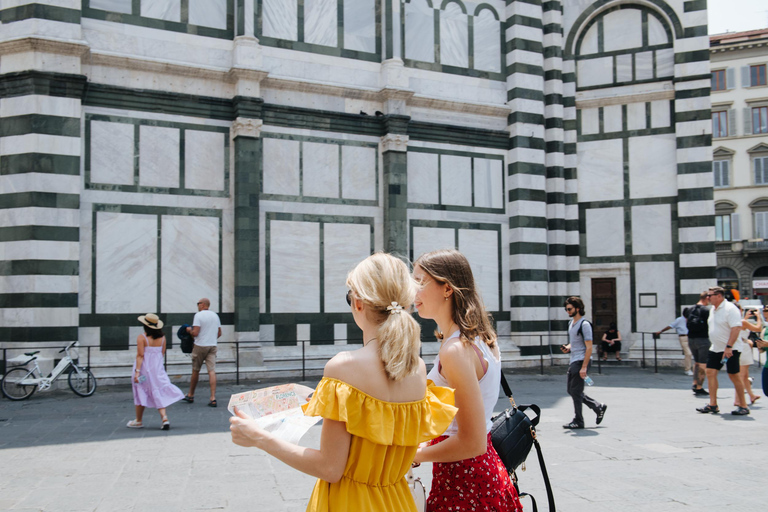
[{"x1": 0, "y1": 0, "x2": 715, "y2": 371}]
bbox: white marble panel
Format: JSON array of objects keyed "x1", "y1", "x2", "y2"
[
  {"x1": 188, "y1": 0, "x2": 227, "y2": 30},
  {"x1": 90, "y1": 121, "x2": 134, "y2": 186},
  {"x1": 161, "y1": 215, "x2": 220, "y2": 313},
  {"x1": 270, "y1": 221, "x2": 320, "y2": 313},
  {"x1": 603, "y1": 9, "x2": 642, "y2": 52},
  {"x1": 334, "y1": 323, "x2": 347, "y2": 344},
  {"x1": 635, "y1": 261, "x2": 675, "y2": 332},
  {"x1": 0, "y1": 134, "x2": 80, "y2": 156},
  {"x1": 95, "y1": 211, "x2": 157, "y2": 314},
  {"x1": 305, "y1": 0, "x2": 337, "y2": 47},
  {"x1": 577, "y1": 139, "x2": 623, "y2": 202},
  {"x1": 458, "y1": 229, "x2": 499, "y2": 311},
  {"x1": 580, "y1": 107, "x2": 599, "y2": 135},
  {"x1": 0, "y1": 207, "x2": 78, "y2": 228},
  {"x1": 341, "y1": 145, "x2": 376, "y2": 201},
  {"x1": 616, "y1": 54, "x2": 632, "y2": 83},
  {"x1": 680, "y1": 252, "x2": 718, "y2": 269},
  {"x1": 263, "y1": 0, "x2": 298, "y2": 41},
  {"x1": 407, "y1": 151, "x2": 439, "y2": 204},
  {"x1": 441, "y1": 155, "x2": 472, "y2": 206},
  {"x1": 647, "y1": 15, "x2": 668, "y2": 45},
  {"x1": 323, "y1": 223, "x2": 371, "y2": 313},
  {"x1": 474, "y1": 9, "x2": 501, "y2": 73},
  {"x1": 91, "y1": 0, "x2": 131, "y2": 13},
  {"x1": 139, "y1": 125, "x2": 180, "y2": 188},
  {"x1": 604, "y1": 105, "x2": 623, "y2": 133},
  {"x1": 631, "y1": 204, "x2": 671, "y2": 255},
  {"x1": 681, "y1": 279, "x2": 716, "y2": 296},
  {"x1": 579, "y1": 24, "x2": 598, "y2": 55},
  {"x1": 0, "y1": 95, "x2": 80, "y2": 118},
  {"x1": 0, "y1": 173, "x2": 78, "y2": 195},
  {"x1": 627, "y1": 102, "x2": 647, "y2": 131},
  {"x1": 651, "y1": 100, "x2": 671, "y2": 128},
  {"x1": 577, "y1": 57, "x2": 613, "y2": 88},
  {"x1": 303, "y1": 141, "x2": 339, "y2": 198},
  {"x1": 221, "y1": 210, "x2": 234, "y2": 314},
  {"x1": 0, "y1": 275, "x2": 77, "y2": 293},
  {"x1": 184, "y1": 130, "x2": 225, "y2": 191},
  {"x1": 344, "y1": 0, "x2": 376, "y2": 53},
  {"x1": 412, "y1": 227, "x2": 455, "y2": 263},
  {"x1": 440, "y1": 3, "x2": 468, "y2": 69},
  {"x1": 141, "y1": 0, "x2": 180, "y2": 22},
  {"x1": 0, "y1": 308, "x2": 77, "y2": 328},
  {"x1": 656, "y1": 48, "x2": 674, "y2": 77},
  {"x1": 629, "y1": 134, "x2": 676, "y2": 199},
  {"x1": 473, "y1": 158, "x2": 503, "y2": 209},
  {"x1": 263, "y1": 138, "x2": 300, "y2": 196},
  {"x1": 405, "y1": 0, "x2": 435, "y2": 63},
  {"x1": 297, "y1": 324, "x2": 311, "y2": 341},
  {"x1": 586, "y1": 207, "x2": 624, "y2": 258},
  {"x1": 635, "y1": 51, "x2": 654, "y2": 81}
]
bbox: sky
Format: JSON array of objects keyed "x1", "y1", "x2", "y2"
[{"x1": 708, "y1": 0, "x2": 768, "y2": 34}]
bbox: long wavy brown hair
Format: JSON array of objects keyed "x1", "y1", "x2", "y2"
[{"x1": 414, "y1": 249, "x2": 496, "y2": 349}]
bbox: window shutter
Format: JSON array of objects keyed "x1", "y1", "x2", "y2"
[
  {"x1": 742, "y1": 66, "x2": 751, "y2": 87},
  {"x1": 728, "y1": 109, "x2": 737, "y2": 136},
  {"x1": 731, "y1": 213, "x2": 740, "y2": 241},
  {"x1": 755, "y1": 158, "x2": 762, "y2": 184},
  {"x1": 723, "y1": 160, "x2": 730, "y2": 186},
  {"x1": 713, "y1": 161, "x2": 721, "y2": 187},
  {"x1": 756, "y1": 212, "x2": 768, "y2": 239},
  {"x1": 744, "y1": 107, "x2": 753, "y2": 135},
  {"x1": 727, "y1": 68, "x2": 735, "y2": 89}
]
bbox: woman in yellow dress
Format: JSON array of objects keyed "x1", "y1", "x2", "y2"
[{"x1": 230, "y1": 253, "x2": 457, "y2": 511}]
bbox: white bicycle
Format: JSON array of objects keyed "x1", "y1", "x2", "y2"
[{"x1": 1, "y1": 341, "x2": 97, "y2": 400}]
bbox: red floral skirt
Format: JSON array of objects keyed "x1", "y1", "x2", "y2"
[{"x1": 427, "y1": 432, "x2": 523, "y2": 512}]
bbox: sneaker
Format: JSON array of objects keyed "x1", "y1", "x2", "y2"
[
  {"x1": 693, "y1": 388, "x2": 709, "y2": 396},
  {"x1": 685, "y1": 370, "x2": 694, "y2": 376},
  {"x1": 562, "y1": 421, "x2": 584, "y2": 429},
  {"x1": 696, "y1": 404, "x2": 719, "y2": 414},
  {"x1": 596, "y1": 404, "x2": 608, "y2": 425},
  {"x1": 731, "y1": 407, "x2": 750, "y2": 416}
]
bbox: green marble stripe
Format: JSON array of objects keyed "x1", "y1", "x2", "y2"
[
  {"x1": 563, "y1": 193, "x2": 577, "y2": 205},
  {"x1": 565, "y1": 219, "x2": 578, "y2": 232},
  {"x1": 233, "y1": 96, "x2": 264, "y2": 119},
  {"x1": 0, "y1": 4, "x2": 80, "y2": 24},
  {"x1": 0, "y1": 293, "x2": 77, "y2": 308},
  {"x1": 678, "y1": 188, "x2": 713, "y2": 202},
  {"x1": 93, "y1": 202, "x2": 221, "y2": 218},
  {"x1": 562, "y1": 72, "x2": 575, "y2": 83},
  {"x1": 542, "y1": 23, "x2": 562, "y2": 35},
  {"x1": 543, "y1": 46, "x2": 562, "y2": 59},
  {"x1": 675, "y1": 87, "x2": 710, "y2": 100},
  {"x1": 406, "y1": 146, "x2": 503, "y2": 160},
  {"x1": 510, "y1": 295, "x2": 549, "y2": 308},
  {"x1": 546, "y1": 191, "x2": 565, "y2": 204},
  {"x1": 509, "y1": 320, "x2": 550, "y2": 333},
  {"x1": 676, "y1": 109, "x2": 710, "y2": 123},
  {"x1": 0, "y1": 225, "x2": 78, "y2": 242},
  {"x1": 564, "y1": 168, "x2": 576, "y2": 180},
  {"x1": 510, "y1": 135, "x2": 545, "y2": 150},
  {"x1": 384, "y1": 150, "x2": 408, "y2": 255},
  {"x1": 677, "y1": 161, "x2": 711, "y2": 174},
  {"x1": 506, "y1": 62, "x2": 544, "y2": 76},
  {"x1": 674, "y1": 73, "x2": 711, "y2": 84},
  {"x1": 0, "y1": 192, "x2": 79, "y2": 210},
  {"x1": 676, "y1": 135, "x2": 711, "y2": 149},
  {"x1": 675, "y1": 50, "x2": 709, "y2": 65},
  {"x1": 508, "y1": 162, "x2": 545, "y2": 176},
  {"x1": 544, "y1": 69, "x2": 562, "y2": 81},
  {"x1": 0, "y1": 114, "x2": 80, "y2": 137},
  {"x1": 547, "y1": 218, "x2": 565, "y2": 231},
  {"x1": 0, "y1": 326, "x2": 78, "y2": 342},
  {"x1": 508, "y1": 188, "x2": 546, "y2": 202},
  {"x1": 0, "y1": 71, "x2": 87, "y2": 100},
  {"x1": 509, "y1": 242, "x2": 547, "y2": 255},
  {"x1": 544, "y1": 93, "x2": 562, "y2": 106},
  {"x1": 678, "y1": 241, "x2": 716, "y2": 254},
  {"x1": 679, "y1": 267, "x2": 715, "y2": 280},
  {"x1": 505, "y1": 38, "x2": 544, "y2": 54},
  {"x1": 79, "y1": 312, "x2": 235, "y2": 328},
  {"x1": 578, "y1": 125, "x2": 675, "y2": 142},
  {"x1": 678, "y1": 215, "x2": 714, "y2": 228},
  {"x1": 408, "y1": 203, "x2": 505, "y2": 215},
  {"x1": 546, "y1": 166, "x2": 564, "y2": 178},
  {"x1": 234, "y1": 135, "x2": 260, "y2": 333},
  {"x1": 511, "y1": 0, "x2": 543, "y2": 6},
  {"x1": 545, "y1": 141, "x2": 563, "y2": 153},
  {"x1": 0, "y1": 260, "x2": 78, "y2": 276},
  {"x1": 684, "y1": 25, "x2": 708, "y2": 38},
  {"x1": 507, "y1": 14, "x2": 542, "y2": 29},
  {"x1": 0, "y1": 153, "x2": 79, "y2": 176},
  {"x1": 507, "y1": 88, "x2": 545, "y2": 102},
  {"x1": 408, "y1": 121, "x2": 508, "y2": 150},
  {"x1": 508, "y1": 111, "x2": 545, "y2": 125},
  {"x1": 549, "y1": 270, "x2": 579, "y2": 282},
  {"x1": 404, "y1": 59, "x2": 505, "y2": 81},
  {"x1": 683, "y1": 0, "x2": 707, "y2": 12},
  {"x1": 264, "y1": 104, "x2": 384, "y2": 137},
  {"x1": 509, "y1": 216, "x2": 547, "y2": 229},
  {"x1": 510, "y1": 269, "x2": 548, "y2": 281}
]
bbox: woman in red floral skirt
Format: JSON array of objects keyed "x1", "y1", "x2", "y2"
[{"x1": 412, "y1": 249, "x2": 523, "y2": 511}]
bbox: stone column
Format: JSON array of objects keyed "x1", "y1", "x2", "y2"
[{"x1": 381, "y1": 126, "x2": 409, "y2": 257}]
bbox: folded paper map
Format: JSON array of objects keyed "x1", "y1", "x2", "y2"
[{"x1": 228, "y1": 383, "x2": 321, "y2": 444}]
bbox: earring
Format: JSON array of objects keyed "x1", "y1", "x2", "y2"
[{"x1": 444, "y1": 297, "x2": 448, "y2": 301}]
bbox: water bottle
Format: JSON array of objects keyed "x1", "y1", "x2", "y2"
[
  {"x1": 720, "y1": 357, "x2": 728, "y2": 365},
  {"x1": 584, "y1": 376, "x2": 594, "y2": 386},
  {"x1": 138, "y1": 374, "x2": 147, "y2": 383}
]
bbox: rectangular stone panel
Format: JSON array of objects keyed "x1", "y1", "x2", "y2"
[
  {"x1": 631, "y1": 204, "x2": 672, "y2": 256},
  {"x1": 263, "y1": 138, "x2": 300, "y2": 196},
  {"x1": 341, "y1": 145, "x2": 376, "y2": 200},
  {"x1": 344, "y1": 0, "x2": 376, "y2": 53},
  {"x1": 188, "y1": 0, "x2": 227, "y2": 30},
  {"x1": 473, "y1": 158, "x2": 503, "y2": 209},
  {"x1": 629, "y1": 134, "x2": 676, "y2": 199},
  {"x1": 586, "y1": 207, "x2": 625, "y2": 258},
  {"x1": 303, "y1": 141, "x2": 339, "y2": 198},
  {"x1": 412, "y1": 226, "x2": 455, "y2": 263},
  {"x1": 458, "y1": 229, "x2": 499, "y2": 311},
  {"x1": 184, "y1": 130, "x2": 225, "y2": 191},
  {"x1": 635, "y1": 261, "x2": 675, "y2": 332},
  {"x1": 407, "y1": 151, "x2": 439, "y2": 204},
  {"x1": 305, "y1": 0, "x2": 337, "y2": 47},
  {"x1": 90, "y1": 120, "x2": 134, "y2": 186},
  {"x1": 440, "y1": 155, "x2": 472, "y2": 207},
  {"x1": 263, "y1": 0, "x2": 298, "y2": 41},
  {"x1": 141, "y1": 0, "x2": 181, "y2": 22},
  {"x1": 577, "y1": 139, "x2": 624, "y2": 202},
  {"x1": 270, "y1": 220, "x2": 319, "y2": 313},
  {"x1": 578, "y1": 57, "x2": 613, "y2": 88},
  {"x1": 139, "y1": 125, "x2": 180, "y2": 189},
  {"x1": 323, "y1": 223, "x2": 371, "y2": 313}
]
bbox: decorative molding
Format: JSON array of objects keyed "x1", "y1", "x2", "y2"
[
  {"x1": 232, "y1": 117, "x2": 263, "y2": 138},
  {"x1": 576, "y1": 88, "x2": 675, "y2": 109},
  {"x1": 381, "y1": 133, "x2": 408, "y2": 152},
  {"x1": 87, "y1": 50, "x2": 231, "y2": 82},
  {"x1": 0, "y1": 36, "x2": 89, "y2": 57}
]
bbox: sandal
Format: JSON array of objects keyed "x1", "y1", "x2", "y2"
[
  {"x1": 208, "y1": 399, "x2": 217, "y2": 408},
  {"x1": 696, "y1": 404, "x2": 719, "y2": 414},
  {"x1": 126, "y1": 419, "x2": 143, "y2": 428},
  {"x1": 616, "y1": 357, "x2": 622, "y2": 361},
  {"x1": 751, "y1": 395, "x2": 761, "y2": 405},
  {"x1": 161, "y1": 417, "x2": 170, "y2": 431},
  {"x1": 182, "y1": 395, "x2": 194, "y2": 403}
]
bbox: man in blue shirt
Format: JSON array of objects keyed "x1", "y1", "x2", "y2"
[
  {"x1": 655, "y1": 312, "x2": 694, "y2": 377},
  {"x1": 560, "y1": 296, "x2": 607, "y2": 429}
]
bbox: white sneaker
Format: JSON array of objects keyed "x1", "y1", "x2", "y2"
[{"x1": 685, "y1": 370, "x2": 694, "y2": 376}]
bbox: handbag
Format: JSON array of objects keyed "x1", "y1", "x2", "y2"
[
  {"x1": 406, "y1": 468, "x2": 426, "y2": 512},
  {"x1": 491, "y1": 370, "x2": 556, "y2": 512}
]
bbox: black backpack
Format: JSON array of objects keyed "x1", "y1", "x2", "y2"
[
  {"x1": 686, "y1": 305, "x2": 708, "y2": 338},
  {"x1": 577, "y1": 319, "x2": 592, "y2": 340},
  {"x1": 177, "y1": 324, "x2": 194, "y2": 354}
]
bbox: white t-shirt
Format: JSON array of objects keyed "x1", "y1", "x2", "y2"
[
  {"x1": 192, "y1": 309, "x2": 221, "y2": 347},
  {"x1": 707, "y1": 301, "x2": 743, "y2": 353}
]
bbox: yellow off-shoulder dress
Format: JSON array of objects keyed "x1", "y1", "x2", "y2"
[{"x1": 301, "y1": 377, "x2": 457, "y2": 512}]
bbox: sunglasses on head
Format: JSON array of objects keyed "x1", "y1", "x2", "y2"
[{"x1": 346, "y1": 290, "x2": 352, "y2": 306}]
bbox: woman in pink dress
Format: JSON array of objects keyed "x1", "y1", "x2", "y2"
[{"x1": 126, "y1": 313, "x2": 184, "y2": 430}]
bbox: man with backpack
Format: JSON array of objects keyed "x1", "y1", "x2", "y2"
[
  {"x1": 686, "y1": 291, "x2": 711, "y2": 396},
  {"x1": 560, "y1": 296, "x2": 607, "y2": 429}
]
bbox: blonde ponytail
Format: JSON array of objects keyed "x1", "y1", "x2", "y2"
[{"x1": 346, "y1": 253, "x2": 421, "y2": 381}]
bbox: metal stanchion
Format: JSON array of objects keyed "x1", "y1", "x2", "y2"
[
  {"x1": 302, "y1": 340, "x2": 306, "y2": 382},
  {"x1": 641, "y1": 333, "x2": 646, "y2": 369},
  {"x1": 539, "y1": 335, "x2": 544, "y2": 375},
  {"x1": 653, "y1": 333, "x2": 659, "y2": 373},
  {"x1": 236, "y1": 341, "x2": 240, "y2": 385}
]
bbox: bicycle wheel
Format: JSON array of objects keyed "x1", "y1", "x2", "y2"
[
  {"x1": 68, "y1": 367, "x2": 97, "y2": 397},
  {"x1": 1, "y1": 367, "x2": 37, "y2": 400}
]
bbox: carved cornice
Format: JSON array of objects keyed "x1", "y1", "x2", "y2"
[
  {"x1": 0, "y1": 36, "x2": 89, "y2": 57},
  {"x1": 231, "y1": 117, "x2": 263, "y2": 139},
  {"x1": 381, "y1": 133, "x2": 409, "y2": 152},
  {"x1": 87, "y1": 50, "x2": 231, "y2": 81}
]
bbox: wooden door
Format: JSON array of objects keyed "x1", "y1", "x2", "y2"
[{"x1": 591, "y1": 278, "x2": 617, "y2": 340}]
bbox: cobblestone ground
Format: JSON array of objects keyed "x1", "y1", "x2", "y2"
[{"x1": 0, "y1": 366, "x2": 764, "y2": 511}]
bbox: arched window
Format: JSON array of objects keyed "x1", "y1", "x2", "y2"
[
  {"x1": 716, "y1": 267, "x2": 739, "y2": 291},
  {"x1": 440, "y1": 1, "x2": 468, "y2": 68},
  {"x1": 404, "y1": 0, "x2": 435, "y2": 63},
  {"x1": 473, "y1": 6, "x2": 501, "y2": 73}
]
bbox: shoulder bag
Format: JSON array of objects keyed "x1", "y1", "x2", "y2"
[
  {"x1": 406, "y1": 468, "x2": 426, "y2": 512},
  {"x1": 490, "y1": 370, "x2": 556, "y2": 512}
]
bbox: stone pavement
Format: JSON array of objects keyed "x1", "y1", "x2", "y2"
[{"x1": 0, "y1": 366, "x2": 764, "y2": 512}]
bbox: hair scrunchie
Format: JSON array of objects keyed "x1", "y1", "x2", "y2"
[{"x1": 387, "y1": 302, "x2": 403, "y2": 314}]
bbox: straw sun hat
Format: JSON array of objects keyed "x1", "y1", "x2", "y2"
[{"x1": 138, "y1": 313, "x2": 164, "y2": 330}]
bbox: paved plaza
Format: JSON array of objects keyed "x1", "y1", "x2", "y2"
[{"x1": 0, "y1": 366, "x2": 765, "y2": 512}]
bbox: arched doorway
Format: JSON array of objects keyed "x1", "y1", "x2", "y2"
[{"x1": 716, "y1": 267, "x2": 739, "y2": 301}]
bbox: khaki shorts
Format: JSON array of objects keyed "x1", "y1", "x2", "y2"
[{"x1": 191, "y1": 345, "x2": 217, "y2": 373}]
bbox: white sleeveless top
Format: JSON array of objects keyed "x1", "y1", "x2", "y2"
[{"x1": 427, "y1": 332, "x2": 501, "y2": 436}]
